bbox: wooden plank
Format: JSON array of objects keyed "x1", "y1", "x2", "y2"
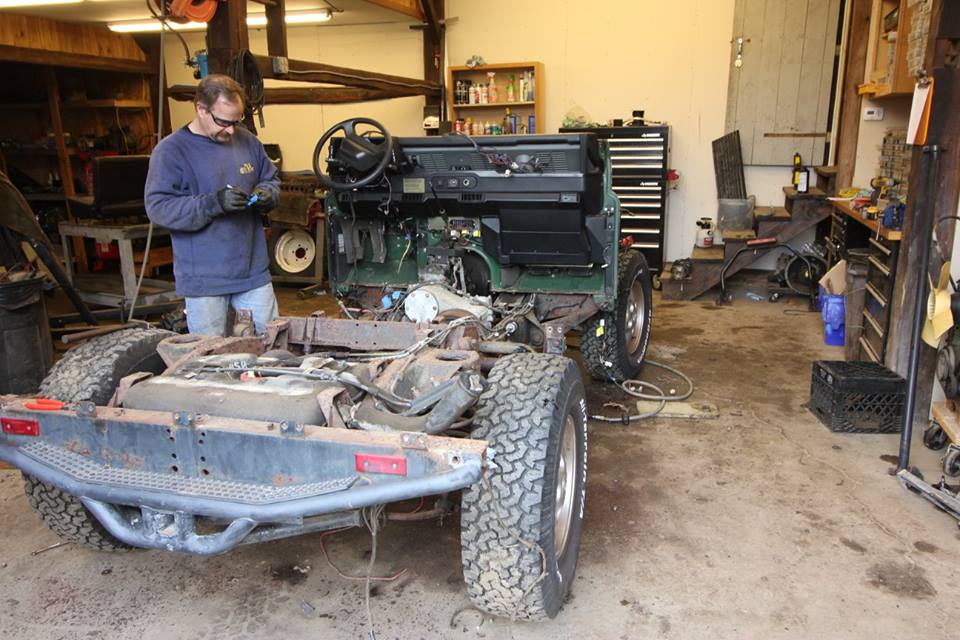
[
  {"x1": 722, "y1": 229, "x2": 757, "y2": 241},
  {"x1": 750, "y1": 0, "x2": 787, "y2": 164},
  {"x1": 168, "y1": 84, "x2": 420, "y2": 104},
  {"x1": 207, "y1": 0, "x2": 249, "y2": 75},
  {"x1": 724, "y1": 0, "x2": 749, "y2": 135},
  {"x1": 830, "y1": 199, "x2": 902, "y2": 240},
  {"x1": 0, "y1": 44, "x2": 149, "y2": 73},
  {"x1": 767, "y1": 0, "x2": 810, "y2": 165},
  {"x1": 728, "y1": 0, "x2": 768, "y2": 161},
  {"x1": 254, "y1": 55, "x2": 440, "y2": 96},
  {"x1": 422, "y1": 0, "x2": 443, "y2": 117},
  {"x1": 0, "y1": 14, "x2": 146, "y2": 66},
  {"x1": 754, "y1": 205, "x2": 791, "y2": 219},
  {"x1": 783, "y1": 185, "x2": 826, "y2": 199},
  {"x1": 691, "y1": 245, "x2": 726, "y2": 262}
]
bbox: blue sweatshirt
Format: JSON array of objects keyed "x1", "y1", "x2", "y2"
[{"x1": 144, "y1": 126, "x2": 279, "y2": 297}]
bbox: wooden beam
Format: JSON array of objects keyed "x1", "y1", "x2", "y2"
[
  {"x1": 266, "y1": 0, "x2": 288, "y2": 58},
  {"x1": 834, "y1": 0, "x2": 872, "y2": 189},
  {"x1": 888, "y1": 0, "x2": 960, "y2": 426},
  {"x1": 253, "y1": 55, "x2": 441, "y2": 96},
  {"x1": 362, "y1": 0, "x2": 424, "y2": 20},
  {"x1": 133, "y1": 34, "x2": 172, "y2": 140},
  {"x1": 422, "y1": 0, "x2": 444, "y2": 119},
  {"x1": 207, "y1": 0, "x2": 249, "y2": 75},
  {"x1": 0, "y1": 44, "x2": 150, "y2": 73},
  {"x1": 169, "y1": 84, "x2": 421, "y2": 104}
]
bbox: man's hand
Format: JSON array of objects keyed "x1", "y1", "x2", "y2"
[
  {"x1": 250, "y1": 187, "x2": 276, "y2": 214},
  {"x1": 217, "y1": 187, "x2": 248, "y2": 213}
]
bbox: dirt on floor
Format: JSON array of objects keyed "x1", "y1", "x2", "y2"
[{"x1": 0, "y1": 281, "x2": 957, "y2": 639}]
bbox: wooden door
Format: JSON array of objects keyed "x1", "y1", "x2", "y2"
[{"x1": 725, "y1": 0, "x2": 843, "y2": 166}]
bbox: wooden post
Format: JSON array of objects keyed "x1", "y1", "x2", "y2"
[
  {"x1": 421, "y1": 0, "x2": 444, "y2": 124},
  {"x1": 887, "y1": 0, "x2": 960, "y2": 426},
  {"x1": 834, "y1": 0, "x2": 872, "y2": 188},
  {"x1": 266, "y1": 0, "x2": 288, "y2": 58},
  {"x1": 206, "y1": 0, "x2": 248, "y2": 75}
]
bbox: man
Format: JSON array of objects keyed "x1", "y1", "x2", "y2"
[{"x1": 145, "y1": 74, "x2": 280, "y2": 336}]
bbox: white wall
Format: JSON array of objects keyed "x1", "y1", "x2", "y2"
[
  {"x1": 851, "y1": 96, "x2": 912, "y2": 188},
  {"x1": 163, "y1": 22, "x2": 427, "y2": 171},
  {"x1": 445, "y1": 0, "x2": 737, "y2": 262}
]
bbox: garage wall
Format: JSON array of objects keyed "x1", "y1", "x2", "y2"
[
  {"x1": 163, "y1": 22, "x2": 427, "y2": 172},
  {"x1": 446, "y1": 0, "x2": 740, "y2": 262}
]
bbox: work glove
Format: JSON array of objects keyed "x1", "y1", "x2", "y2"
[
  {"x1": 249, "y1": 187, "x2": 276, "y2": 214},
  {"x1": 217, "y1": 186, "x2": 248, "y2": 214}
]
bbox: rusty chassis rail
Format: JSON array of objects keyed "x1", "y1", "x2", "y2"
[{"x1": 0, "y1": 397, "x2": 487, "y2": 555}]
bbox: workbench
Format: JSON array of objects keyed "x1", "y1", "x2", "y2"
[
  {"x1": 828, "y1": 200, "x2": 902, "y2": 364},
  {"x1": 59, "y1": 221, "x2": 179, "y2": 312}
]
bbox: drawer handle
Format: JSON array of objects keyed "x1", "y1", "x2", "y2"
[
  {"x1": 859, "y1": 336, "x2": 881, "y2": 362},
  {"x1": 868, "y1": 255, "x2": 891, "y2": 276},
  {"x1": 865, "y1": 282, "x2": 887, "y2": 307},
  {"x1": 862, "y1": 309, "x2": 884, "y2": 337},
  {"x1": 868, "y1": 237, "x2": 892, "y2": 256}
]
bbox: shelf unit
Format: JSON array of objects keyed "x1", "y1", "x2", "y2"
[
  {"x1": 859, "y1": 0, "x2": 927, "y2": 98},
  {"x1": 559, "y1": 125, "x2": 670, "y2": 275},
  {"x1": 447, "y1": 62, "x2": 544, "y2": 134}
]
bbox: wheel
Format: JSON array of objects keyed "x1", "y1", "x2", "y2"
[
  {"x1": 460, "y1": 353, "x2": 587, "y2": 620},
  {"x1": 924, "y1": 421, "x2": 949, "y2": 451},
  {"x1": 269, "y1": 227, "x2": 316, "y2": 275},
  {"x1": 943, "y1": 447, "x2": 960, "y2": 478},
  {"x1": 28, "y1": 326, "x2": 173, "y2": 551},
  {"x1": 40, "y1": 326, "x2": 173, "y2": 404},
  {"x1": 580, "y1": 249, "x2": 653, "y2": 382}
]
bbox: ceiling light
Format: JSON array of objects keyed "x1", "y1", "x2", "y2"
[
  {"x1": 109, "y1": 9, "x2": 332, "y2": 33},
  {"x1": 0, "y1": 0, "x2": 81, "y2": 7}
]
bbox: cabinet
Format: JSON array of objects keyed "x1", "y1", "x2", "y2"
[
  {"x1": 859, "y1": 0, "x2": 931, "y2": 98},
  {"x1": 447, "y1": 62, "x2": 543, "y2": 135}
]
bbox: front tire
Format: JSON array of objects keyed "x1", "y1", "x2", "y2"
[
  {"x1": 581, "y1": 249, "x2": 653, "y2": 381},
  {"x1": 460, "y1": 353, "x2": 588, "y2": 620}
]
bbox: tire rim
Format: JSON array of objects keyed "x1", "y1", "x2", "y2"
[
  {"x1": 625, "y1": 274, "x2": 648, "y2": 354},
  {"x1": 273, "y1": 229, "x2": 316, "y2": 274},
  {"x1": 554, "y1": 414, "x2": 577, "y2": 559}
]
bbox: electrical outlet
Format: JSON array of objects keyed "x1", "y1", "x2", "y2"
[{"x1": 863, "y1": 107, "x2": 884, "y2": 121}]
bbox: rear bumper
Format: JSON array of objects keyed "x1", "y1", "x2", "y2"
[{"x1": 0, "y1": 398, "x2": 486, "y2": 554}]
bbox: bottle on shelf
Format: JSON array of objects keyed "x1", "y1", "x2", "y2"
[
  {"x1": 528, "y1": 114, "x2": 536, "y2": 134},
  {"x1": 506, "y1": 75, "x2": 516, "y2": 102},
  {"x1": 526, "y1": 71, "x2": 535, "y2": 101},
  {"x1": 487, "y1": 72, "x2": 498, "y2": 103},
  {"x1": 479, "y1": 84, "x2": 488, "y2": 104},
  {"x1": 502, "y1": 108, "x2": 513, "y2": 135}
]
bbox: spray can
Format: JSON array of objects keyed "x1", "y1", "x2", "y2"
[{"x1": 528, "y1": 114, "x2": 536, "y2": 134}]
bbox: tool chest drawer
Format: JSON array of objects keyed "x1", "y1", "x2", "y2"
[
  {"x1": 560, "y1": 125, "x2": 669, "y2": 274},
  {"x1": 858, "y1": 236, "x2": 900, "y2": 364}
]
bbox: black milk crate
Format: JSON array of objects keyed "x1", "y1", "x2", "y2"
[{"x1": 809, "y1": 360, "x2": 905, "y2": 433}]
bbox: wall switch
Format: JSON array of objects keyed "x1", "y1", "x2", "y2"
[{"x1": 863, "y1": 107, "x2": 884, "y2": 121}]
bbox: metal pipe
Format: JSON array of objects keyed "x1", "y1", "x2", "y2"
[{"x1": 898, "y1": 145, "x2": 941, "y2": 471}]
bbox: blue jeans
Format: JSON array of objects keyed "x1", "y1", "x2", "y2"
[{"x1": 184, "y1": 282, "x2": 279, "y2": 336}]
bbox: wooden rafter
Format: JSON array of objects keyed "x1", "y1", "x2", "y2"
[
  {"x1": 252, "y1": 55, "x2": 439, "y2": 96},
  {"x1": 168, "y1": 84, "x2": 422, "y2": 104}
]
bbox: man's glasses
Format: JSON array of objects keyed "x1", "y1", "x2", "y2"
[{"x1": 208, "y1": 111, "x2": 245, "y2": 128}]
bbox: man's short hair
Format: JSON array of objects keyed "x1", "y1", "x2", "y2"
[{"x1": 195, "y1": 74, "x2": 244, "y2": 109}]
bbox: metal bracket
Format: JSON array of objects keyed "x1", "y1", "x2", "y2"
[
  {"x1": 173, "y1": 411, "x2": 195, "y2": 427},
  {"x1": 400, "y1": 432, "x2": 428, "y2": 450},
  {"x1": 279, "y1": 420, "x2": 305, "y2": 437},
  {"x1": 75, "y1": 402, "x2": 96, "y2": 418}
]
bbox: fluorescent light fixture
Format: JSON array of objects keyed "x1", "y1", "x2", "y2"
[
  {"x1": 0, "y1": 0, "x2": 81, "y2": 7},
  {"x1": 109, "y1": 8, "x2": 332, "y2": 33}
]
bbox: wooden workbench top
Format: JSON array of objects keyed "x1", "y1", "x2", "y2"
[{"x1": 829, "y1": 199, "x2": 902, "y2": 242}]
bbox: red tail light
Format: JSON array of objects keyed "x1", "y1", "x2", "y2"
[
  {"x1": 355, "y1": 453, "x2": 407, "y2": 476},
  {"x1": 2, "y1": 418, "x2": 40, "y2": 436}
]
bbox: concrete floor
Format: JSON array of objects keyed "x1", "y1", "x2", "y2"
[{"x1": 1, "y1": 283, "x2": 957, "y2": 639}]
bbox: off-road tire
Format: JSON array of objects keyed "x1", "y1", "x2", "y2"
[
  {"x1": 22, "y1": 474, "x2": 130, "y2": 551},
  {"x1": 581, "y1": 248, "x2": 652, "y2": 381},
  {"x1": 27, "y1": 326, "x2": 172, "y2": 551},
  {"x1": 39, "y1": 326, "x2": 173, "y2": 404},
  {"x1": 460, "y1": 353, "x2": 588, "y2": 620}
]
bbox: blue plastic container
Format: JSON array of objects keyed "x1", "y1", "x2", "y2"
[{"x1": 821, "y1": 293, "x2": 845, "y2": 346}]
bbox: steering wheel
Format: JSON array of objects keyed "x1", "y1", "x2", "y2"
[{"x1": 312, "y1": 117, "x2": 393, "y2": 191}]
